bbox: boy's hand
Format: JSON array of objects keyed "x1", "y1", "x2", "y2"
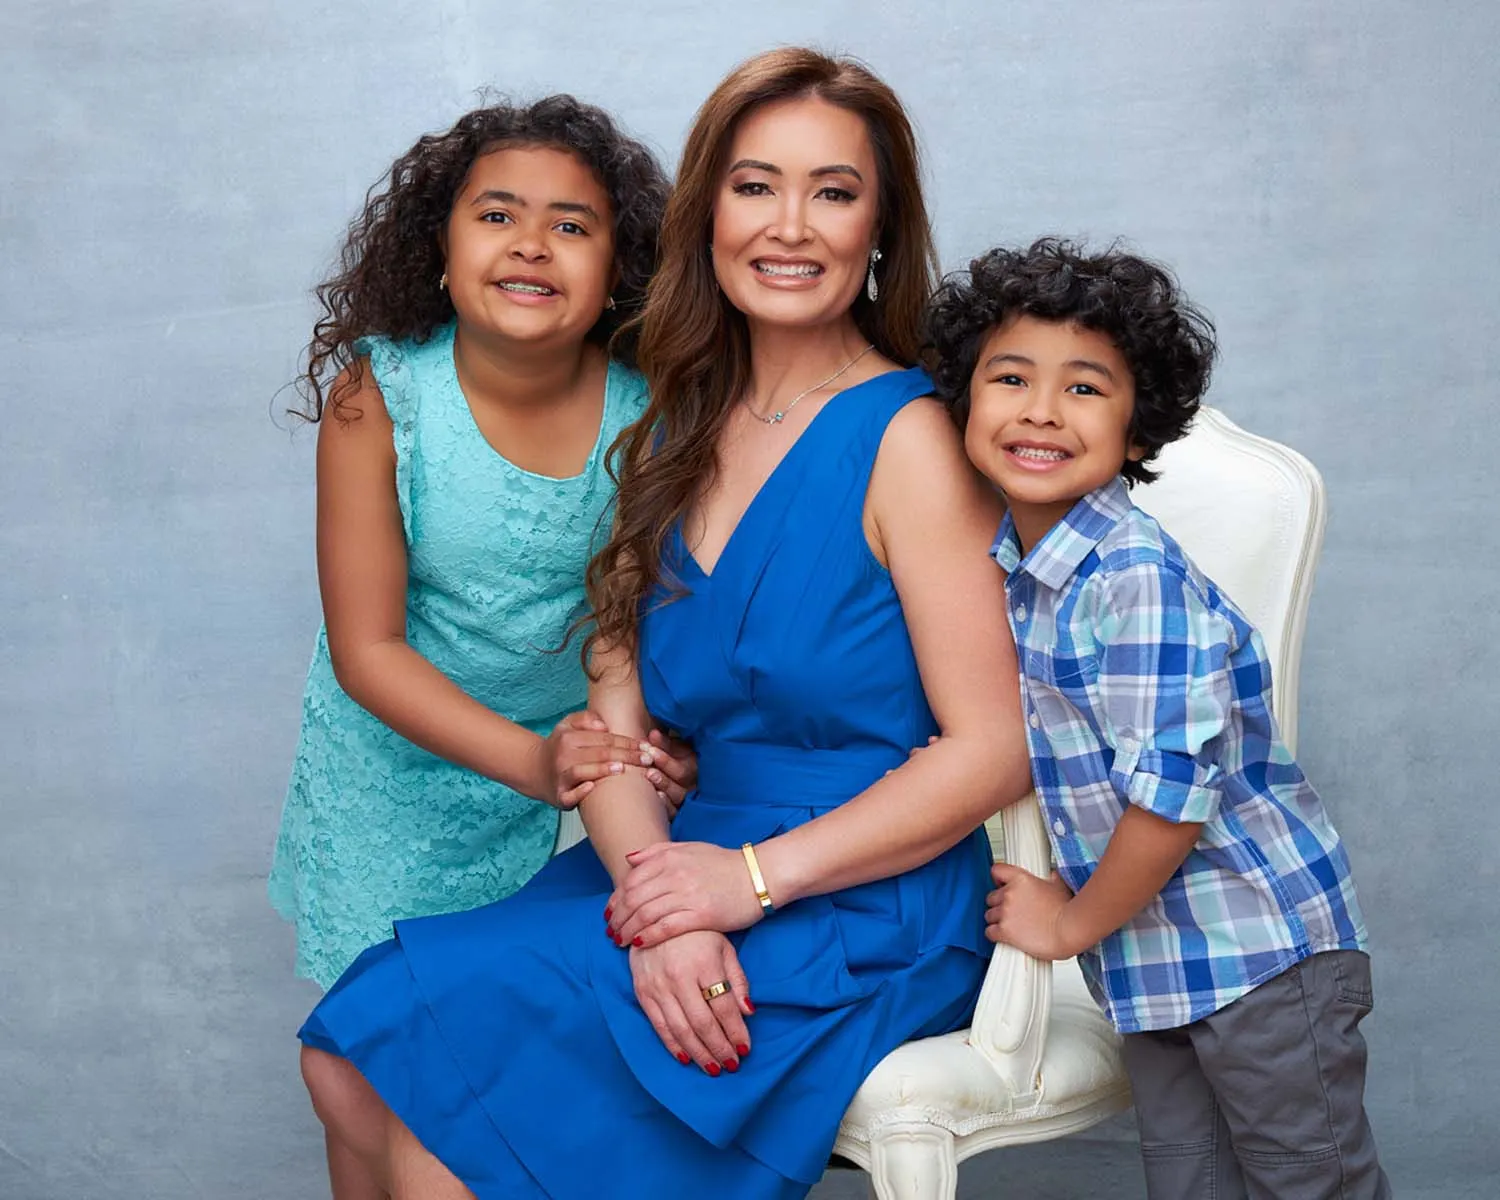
[{"x1": 985, "y1": 862, "x2": 1081, "y2": 960}]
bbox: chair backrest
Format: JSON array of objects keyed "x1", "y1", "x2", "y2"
[{"x1": 1131, "y1": 406, "x2": 1326, "y2": 753}]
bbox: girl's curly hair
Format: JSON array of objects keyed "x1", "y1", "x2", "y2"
[
  {"x1": 924, "y1": 237, "x2": 1217, "y2": 485},
  {"x1": 295, "y1": 95, "x2": 669, "y2": 423}
]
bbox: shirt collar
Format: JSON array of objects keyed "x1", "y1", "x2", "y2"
[{"x1": 991, "y1": 477, "x2": 1134, "y2": 590}]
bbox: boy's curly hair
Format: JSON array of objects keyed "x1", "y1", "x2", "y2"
[
  {"x1": 924, "y1": 237, "x2": 1217, "y2": 485},
  {"x1": 296, "y1": 95, "x2": 669, "y2": 423}
]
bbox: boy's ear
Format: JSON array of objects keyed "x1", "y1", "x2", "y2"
[{"x1": 1125, "y1": 442, "x2": 1147, "y2": 463}]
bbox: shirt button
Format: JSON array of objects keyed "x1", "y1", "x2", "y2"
[
  {"x1": 1028, "y1": 711, "x2": 1040, "y2": 730},
  {"x1": 1015, "y1": 604, "x2": 1027, "y2": 622},
  {"x1": 1052, "y1": 818, "x2": 1067, "y2": 836}
]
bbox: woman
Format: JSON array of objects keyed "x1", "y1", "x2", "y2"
[{"x1": 300, "y1": 48, "x2": 1032, "y2": 1199}]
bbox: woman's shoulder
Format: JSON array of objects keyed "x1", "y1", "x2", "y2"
[
  {"x1": 877, "y1": 389, "x2": 963, "y2": 467},
  {"x1": 869, "y1": 385, "x2": 993, "y2": 519},
  {"x1": 845, "y1": 363, "x2": 935, "y2": 420},
  {"x1": 833, "y1": 363, "x2": 938, "y2": 440}
]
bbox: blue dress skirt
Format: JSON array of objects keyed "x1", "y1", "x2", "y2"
[{"x1": 301, "y1": 369, "x2": 995, "y2": 1198}]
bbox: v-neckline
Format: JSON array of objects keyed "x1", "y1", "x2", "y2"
[{"x1": 682, "y1": 370, "x2": 898, "y2": 580}]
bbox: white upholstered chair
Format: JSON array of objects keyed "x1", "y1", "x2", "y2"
[
  {"x1": 555, "y1": 804, "x2": 586, "y2": 853},
  {"x1": 833, "y1": 406, "x2": 1329, "y2": 1198}
]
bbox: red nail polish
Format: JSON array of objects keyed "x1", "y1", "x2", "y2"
[
  {"x1": 705, "y1": 1063, "x2": 721, "y2": 1077},
  {"x1": 736, "y1": 1043, "x2": 750, "y2": 1057},
  {"x1": 676, "y1": 1052, "x2": 691, "y2": 1065},
  {"x1": 722, "y1": 1058, "x2": 739, "y2": 1073},
  {"x1": 744, "y1": 999, "x2": 756, "y2": 1015},
  {"x1": 605, "y1": 925, "x2": 615, "y2": 939},
  {"x1": 604, "y1": 906, "x2": 613, "y2": 921},
  {"x1": 632, "y1": 936, "x2": 644, "y2": 947}
]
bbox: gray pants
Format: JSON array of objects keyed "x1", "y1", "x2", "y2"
[{"x1": 1120, "y1": 950, "x2": 1390, "y2": 1200}]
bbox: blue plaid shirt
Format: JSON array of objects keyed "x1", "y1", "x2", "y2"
[{"x1": 993, "y1": 478, "x2": 1366, "y2": 1033}]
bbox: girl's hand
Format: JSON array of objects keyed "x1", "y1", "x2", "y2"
[
  {"x1": 541, "y1": 712, "x2": 654, "y2": 810},
  {"x1": 644, "y1": 728, "x2": 697, "y2": 819},
  {"x1": 606, "y1": 841, "x2": 764, "y2": 948},
  {"x1": 628, "y1": 930, "x2": 753, "y2": 1076},
  {"x1": 984, "y1": 862, "x2": 1080, "y2": 960}
]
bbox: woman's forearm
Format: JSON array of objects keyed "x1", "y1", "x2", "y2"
[
  {"x1": 575, "y1": 641, "x2": 671, "y2": 883},
  {"x1": 578, "y1": 774, "x2": 671, "y2": 884},
  {"x1": 332, "y1": 638, "x2": 548, "y2": 800},
  {"x1": 756, "y1": 729, "x2": 1032, "y2": 906}
]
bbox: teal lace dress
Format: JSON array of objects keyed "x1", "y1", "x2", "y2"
[{"x1": 268, "y1": 322, "x2": 648, "y2": 988}]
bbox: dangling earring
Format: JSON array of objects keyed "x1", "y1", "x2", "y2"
[
  {"x1": 866, "y1": 248, "x2": 883, "y2": 302},
  {"x1": 439, "y1": 271, "x2": 448, "y2": 291},
  {"x1": 605, "y1": 295, "x2": 617, "y2": 310}
]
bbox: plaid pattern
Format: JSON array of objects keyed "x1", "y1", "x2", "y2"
[{"x1": 993, "y1": 478, "x2": 1366, "y2": 1033}]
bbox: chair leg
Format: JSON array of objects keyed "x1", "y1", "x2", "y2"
[{"x1": 865, "y1": 1125, "x2": 959, "y2": 1200}]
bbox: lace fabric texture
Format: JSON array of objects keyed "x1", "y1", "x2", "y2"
[{"x1": 269, "y1": 323, "x2": 648, "y2": 987}]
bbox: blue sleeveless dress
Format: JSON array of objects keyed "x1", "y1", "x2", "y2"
[
  {"x1": 299, "y1": 369, "x2": 994, "y2": 1198},
  {"x1": 269, "y1": 322, "x2": 649, "y2": 987}
]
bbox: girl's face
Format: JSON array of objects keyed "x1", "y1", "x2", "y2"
[
  {"x1": 442, "y1": 146, "x2": 616, "y2": 351},
  {"x1": 709, "y1": 95, "x2": 880, "y2": 333}
]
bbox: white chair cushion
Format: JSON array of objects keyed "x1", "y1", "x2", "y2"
[{"x1": 842, "y1": 960, "x2": 1126, "y2": 1136}]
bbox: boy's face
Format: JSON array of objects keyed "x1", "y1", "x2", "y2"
[{"x1": 965, "y1": 315, "x2": 1144, "y2": 550}]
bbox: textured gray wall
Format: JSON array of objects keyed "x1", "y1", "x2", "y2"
[{"x1": 3, "y1": 2, "x2": 1495, "y2": 1197}]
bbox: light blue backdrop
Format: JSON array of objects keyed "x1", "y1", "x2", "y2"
[{"x1": 3, "y1": 2, "x2": 1495, "y2": 1197}]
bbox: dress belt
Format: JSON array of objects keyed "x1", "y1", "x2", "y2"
[{"x1": 691, "y1": 741, "x2": 904, "y2": 813}]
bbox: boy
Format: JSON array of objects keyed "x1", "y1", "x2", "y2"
[{"x1": 927, "y1": 238, "x2": 1389, "y2": 1199}]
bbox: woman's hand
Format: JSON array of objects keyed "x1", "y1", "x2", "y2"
[
  {"x1": 606, "y1": 841, "x2": 765, "y2": 948},
  {"x1": 628, "y1": 930, "x2": 753, "y2": 1076}
]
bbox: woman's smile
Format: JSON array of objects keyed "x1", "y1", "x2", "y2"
[{"x1": 750, "y1": 256, "x2": 825, "y2": 286}]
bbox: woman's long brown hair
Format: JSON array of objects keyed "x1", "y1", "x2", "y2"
[{"x1": 584, "y1": 48, "x2": 939, "y2": 668}]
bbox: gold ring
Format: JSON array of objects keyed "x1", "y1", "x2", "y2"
[{"x1": 700, "y1": 979, "x2": 732, "y2": 1001}]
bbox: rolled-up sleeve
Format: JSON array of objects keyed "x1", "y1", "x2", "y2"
[{"x1": 1095, "y1": 563, "x2": 1235, "y2": 824}]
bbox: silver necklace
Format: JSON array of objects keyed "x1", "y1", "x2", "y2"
[{"x1": 745, "y1": 343, "x2": 876, "y2": 426}]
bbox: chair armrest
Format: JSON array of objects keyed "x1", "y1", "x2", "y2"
[
  {"x1": 553, "y1": 807, "x2": 587, "y2": 853},
  {"x1": 967, "y1": 793, "x2": 1052, "y2": 1098}
]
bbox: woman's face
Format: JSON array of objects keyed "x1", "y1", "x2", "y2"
[{"x1": 710, "y1": 95, "x2": 880, "y2": 332}]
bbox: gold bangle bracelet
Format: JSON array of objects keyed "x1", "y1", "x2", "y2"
[{"x1": 741, "y1": 842, "x2": 774, "y2": 914}]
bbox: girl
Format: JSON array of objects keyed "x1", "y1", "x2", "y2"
[{"x1": 269, "y1": 95, "x2": 689, "y2": 1004}]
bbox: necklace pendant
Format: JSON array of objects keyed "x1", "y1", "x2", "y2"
[{"x1": 769, "y1": 411, "x2": 784, "y2": 425}]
